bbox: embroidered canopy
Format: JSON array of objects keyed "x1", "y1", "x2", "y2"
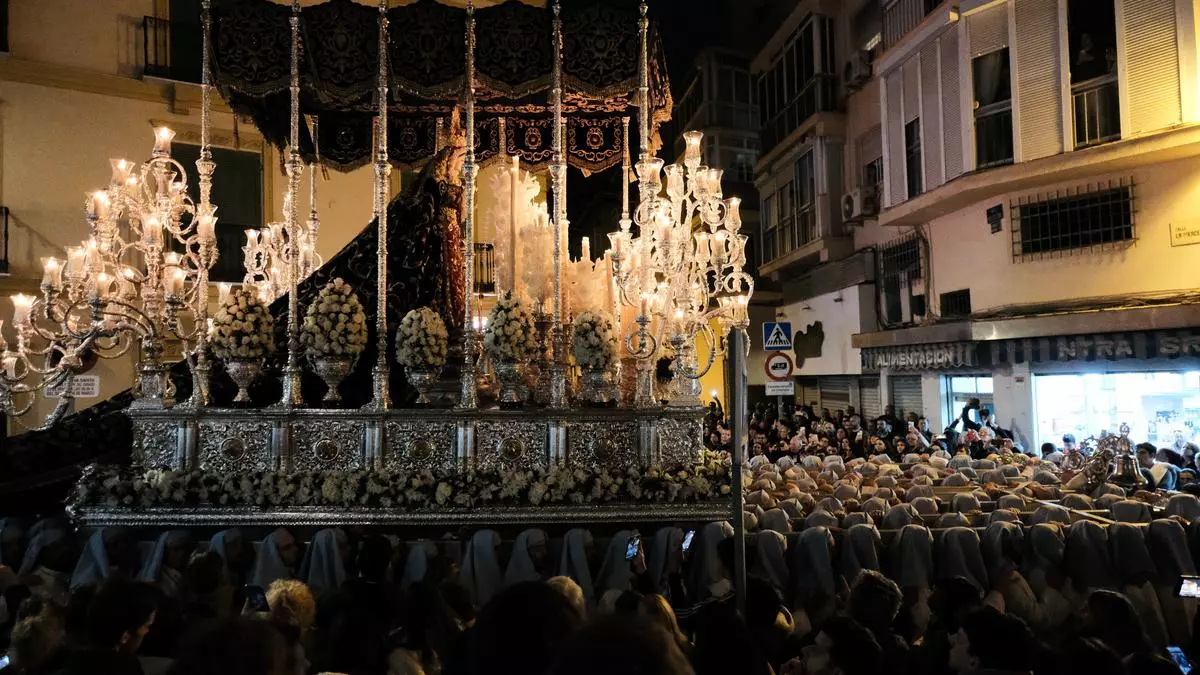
[{"x1": 211, "y1": 0, "x2": 673, "y2": 173}]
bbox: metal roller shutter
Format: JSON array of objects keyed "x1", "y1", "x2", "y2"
[
  {"x1": 1014, "y1": 0, "x2": 1063, "y2": 160},
  {"x1": 798, "y1": 378, "x2": 821, "y2": 411},
  {"x1": 967, "y1": 4, "x2": 1008, "y2": 57},
  {"x1": 884, "y1": 69, "x2": 906, "y2": 207},
  {"x1": 860, "y1": 376, "x2": 882, "y2": 420},
  {"x1": 920, "y1": 40, "x2": 944, "y2": 189},
  {"x1": 819, "y1": 376, "x2": 852, "y2": 413},
  {"x1": 889, "y1": 375, "x2": 925, "y2": 418},
  {"x1": 1122, "y1": 0, "x2": 1181, "y2": 135},
  {"x1": 903, "y1": 58, "x2": 920, "y2": 123},
  {"x1": 940, "y1": 31, "x2": 964, "y2": 180}
]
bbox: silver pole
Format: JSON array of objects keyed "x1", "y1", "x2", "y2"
[
  {"x1": 727, "y1": 327, "x2": 747, "y2": 615},
  {"x1": 547, "y1": 0, "x2": 567, "y2": 409},
  {"x1": 367, "y1": 0, "x2": 392, "y2": 411},
  {"x1": 458, "y1": 0, "x2": 480, "y2": 409},
  {"x1": 278, "y1": 0, "x2": 304, "y2": 407}
]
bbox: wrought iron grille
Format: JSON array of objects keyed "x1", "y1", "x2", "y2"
[
  {"x1": 0, "y1": 206, "x2": 9, "y2": 275},
  {"x1": 882, "y1": 0, "x2": 943, "y2": 49},
  {"x1": 877, "y1": 231, "x2": 927, "y2": 328},
  {"x1": 1072, "y1": 74, "x2": 1121, "y2": 149},
  {"x1": 1010, "y1": 179, "x2": 1135, "y2": 261},
  {"x1": 143, "y1": 16, "x2": 172, "y2": 79},
  {"x1": 474, "y1": 243, "x2": 495, "y2": 295},
  {"x1": 940, "y1": 289, "x2": 972, "y2": 318}
]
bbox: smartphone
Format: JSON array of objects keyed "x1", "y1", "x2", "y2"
[
  {"x1": 682, "y1": 530, "x2": 696, "y2": 553},
  {"x1": 1177, "y1": 576, "x2": 1200, "y2": 598},
  {"x1": 0, "y1": 655, "x2": 10, "y2": 671},
  {"x1": 1169, "y1": 646, "x2": 1192, "y2": 674},
  {"x1": 244, "y1": 584, "x2": 271, "y2": 613},
  {"x1": 625, "y1": 535, "x2": 641, "y2": 561}
]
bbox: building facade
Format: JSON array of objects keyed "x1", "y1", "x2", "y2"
[{"x1": 751, "y1": 0, "x2": 1200, "y2": 451}]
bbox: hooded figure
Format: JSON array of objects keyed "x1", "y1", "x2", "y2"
[
  {"x1": 840, "y1": 524, "x2": 881, "y2": 589},
  {"x1": 1061, "y1": 494, "x2": 1094, "y2": 510},
  {"x1": 951, "y1": 493, "x2": 981, "y2": 514},
  {"x1": 988, "y1": 509, "x2": 1020, "y2": 525},
  {"x1": 1166, "y1": 494, "x2": 1200, "y2": 523},
  {"x1": 997, "y1": 494, "x2": 1027, "y2": 511},
  {"x1": 1109, "y1": 523, "x2": 1169, "y2": 648},
  {"x1": 646, "y1": 527, "x2": 683, "y2": 594},
  {"x1": 779, "y1": 499, "x2": 804, "y2": 519},
  {"x1": 70, "y1": 528, "x2": 116, "y2": 591},
  {"x1": 860, "y1": 497, "x2": 888, "y2": 519},
  {"x1": 792, "y1": 527, "x2": 836, "y2": 605},
  {"x1": 804, "y1": 510, "x2": 840, "y2": 530},
  {"x1": 833, "y1": 484, "x2": 858, "y2": 502},
  {"x1": 1031, "y1": 504, "x2": 1071, "y2": 526},
  {"x1": 138, "y1": 530, "x2": 192, "y2": 599},
  {"x1": 891, "y1": 524, "x2": 934, "y2": 590},
  {"x1": 760, "y1": 509, "x2": 791, "y2": 534},
  {"x1": 1148, "y1": 519, "x2": 1197, "y2": 645},
  {"x1": 462, "y1": 529, "x2": 504, "y2": 608},
  {"x1": 841, "y1": 512, "x2": 874, "y2": 529},
  {"x1": 753, "y1": 530, "x2": 789, "y2": 593},
  {"x1": 911, "y1": 497, "x2": 939, "y2": 516},
  {"x1": 1023, "y1": 524, "x2": 1065, "y2": 596},
  {"x1": 503, "y1": 528, "x2": 548, "y2": 588},
  {"x1": 688, "y1": 522, "x2": 734, "y2": 600},
  {"x1": 906, "y1": 485, "x2": 935, "y2": 502},
  {"x1": 596, "y1": 530, "x2": 638, "y2": 596},
  {"x1": 209, "y1": 528, "x2": 249, "y2": 584},
  {"x1": 1066, "y1": 520, "x2": 1118, "y2": 593},
  {"x1": 0, "y1": 519, "x2": 27, "y2": 569},
  {"x1": 882, "y1": 504, "x2": 918, "y2": 530},
  {"x1": 251, "y1": 528, "x2": 298, "y2": 590},
  {"x1": 401, "y1": 540, "x2": 438, "y2": 590},
  {"x1": 937, "y1": 527, "x2": 989, "y2": 592},
  {"x1": 1111, "y1": 500, "x2": 1153, "y2": 524},
  {"x1": 298, "y1": 528, "x2": 348, "y2": 598},
  {"x1": 18, "y1": 529, "x2": 69, "y2": 606},
  {"x1": 942, "y1": 473, "x2": 971, "y2": 487}
]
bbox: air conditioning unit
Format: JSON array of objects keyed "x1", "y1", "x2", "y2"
[
  {"x1": 841, "y1": 184, "x2": 878, "y2": 224},
  {"x1": 843, "y1": 50, "x2": 873, "y2": 92}
]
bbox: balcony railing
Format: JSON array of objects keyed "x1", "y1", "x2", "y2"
[
  {"x1": 974, "y1": 103, "x2": 1014, "y2": 169},
  {"x1": 1072, "y1": 74, "x2": 1121, "y2": 149},
  {"x1": 882, "y1": 0, "x2": 942, "y2": 50},
  {"x1": 0, "y1": 206, "x2": 9, "y2": 275},
  {"x1": 143, "y1": 16, "x2": 172, "y2": 79},
  {"x1": 759, "y1": 75, "x2": 837, "y2": 152},
  {"x1": 473, "y1": 242, "x2": 495, "y2": 295},
  {"x1": 761, "y1": 207, "x2": 818, "y2": 265},
  {"x1": 142, "y1": 16, "x2": 201, "y2": 83}
]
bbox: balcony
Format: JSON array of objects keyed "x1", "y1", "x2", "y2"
[
  {"x1": 974, "y1": 103, "x2": 1014, "y2": 169},
  {"x1": 882, "y1": 0, "x2": 943, "y2": 50},
  {"x1": 1073, "y1": 75, "x2": 1121, "y2": 149},
  {"x1": 142, "y1": 16, "x2": 201, "y2": 84},
  {"x1": 759, "y1": 75, "x2": 838, "y2": 152},
  {"x1": 758, "y1": 205, "x2": 854, "y2": 279}
]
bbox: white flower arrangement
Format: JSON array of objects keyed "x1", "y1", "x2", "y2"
[
  {"x1": 211, "y1": 285, "x2": 275, "y2": 360},
  {"x1": 396, "y1": 306, "x2": 449, "y2": 370},
  {"x1": 300, "y1": 278, "x2": 368, "y2": 360},
  {"x1": 571, "y1": 311, "x2": 616, "y2": 370},
  {"x1": 483, "y1": 291, "x2": 537, "y2": 362}
]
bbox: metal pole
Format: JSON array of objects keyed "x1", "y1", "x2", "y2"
[
  {"x1": 727, "y1": 327, "x2": 747, "y2": 615},
  {"x1": 367, "y1": 0, "x2": 392, "y2": 411},
  {"x1": 547, "y1": 0, "x2": 567, "y2": 410},
  {"x1": 458, "y1": 0, "x2": 480, "y2": 409},
  {"x1": 278, "y1": 0, "x2": 304, "y2": 407}
]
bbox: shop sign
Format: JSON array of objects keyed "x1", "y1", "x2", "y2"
[
  {"x1": 861, "y1": 342, "x2": 976, "y2": 372},
  {"x1": 1052, "y1": 332, "x2": 1200, "y2": 361}
]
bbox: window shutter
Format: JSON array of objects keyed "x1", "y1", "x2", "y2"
[
  {"x1": 967, "y1": 4, "x2": 1008, "y2": 57},
  {"x1": 1014, "y1": 0, "x2": 1063, "y2": 161},
  {"x1": 819, "y1": 376, "x2": 852, "y2": 411},
  {"x1": 940, "y1": 31, "x2": 964, "y2": 180},
  {"x1": 920, "y1": 40, "x2": 945, "y2": 189},
  {"x1": 885, "y1": 69, "x2": 906, "y2": 207},
  {"x1": 1122, "y1": 0, "x2": 1181, "y2": 135},
  {"x1": 889, "y1": 375, "x2": 924, "y2": 418},
  {"x1": 857, "y1": 126, "x2": 882, "y2": 172},
  {"x1": 798, "y1": 378, "x2": 821, "y2": 410},
  {"x1": 903, "y1": 57, "x2": 920, "y2": 123},
  {"x1": 860, "y1": 376, "x2": 882, "y2": 420}
]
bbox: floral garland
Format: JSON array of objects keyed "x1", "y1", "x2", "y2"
[
  {"x1": 483, "y1": 291, "x2": 537, "y2": 362},
  {"x1": 571, "y1": 311, "x2": 616, "y2": 370},
  {"x1": 211, "y1": 285, "x2": 275, "y2": 360},
  {"x1": 300, "y1": 278, "x2": 368, "y2": 360},
  {"x1": 396, "y1": 306, "x2": 449, "y2": 370},
  {"x1": 75, "y1": 452, "x2": 731, "y2": 510}
]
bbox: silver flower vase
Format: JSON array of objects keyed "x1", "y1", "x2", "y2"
[
  {"x1": 405, "y1": 366, "x2": 442, "y2": 407},
  {"x1": 313, "y1": 356, "x2": 354, "y2": 403},
  {"x1": 580, "y1": 366, "x2": 617, "y2": 407},
  {"x1": 494, "y1": 361, "x2": 528, "y2": 409},
  {"x1": 224, "y1": 359, "x2": 263, "y2": 404}
]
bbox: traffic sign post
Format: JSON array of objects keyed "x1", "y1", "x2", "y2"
[
  {"x1": 762, "y1": 321, "x2": 792, "y2": 351},
  {"x1": 764, "y1": 352, "x2": 793, "y2": 381}
]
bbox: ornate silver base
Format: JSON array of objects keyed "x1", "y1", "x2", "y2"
[
  {"x1": 224, "y1": 359, "x2": 263, "y2": 404},
  {"x1": 580, "y1": 368, "x2": 617, "y2": 406},
  {"x1": 313, "y1": 356, "x2": 354, "y2": 403},
  {"x1": 494, "y1": 361, "x2": 528, "y2": 409},
  {"x1": 405, "y1": 366, "x2": 442, "y2": 407}
]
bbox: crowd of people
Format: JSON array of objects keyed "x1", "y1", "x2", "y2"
[{"x1": 704, "y1": 400, "x2": 1200, "y2": 493}]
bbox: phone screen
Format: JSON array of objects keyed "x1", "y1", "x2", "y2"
[
  {"x1": 682, "y1": 530, "x2": 696, "y2": 552},
  {"x1": 0, "y1": 654, "x2": 10, "y2": 671},
  {"x1": 1178, "y1": 576, "x2": 1200, "y2": 598},
  {"x1": 244, "y1": 584, "x2": 271, "y2": 613},
  {"x1": 625, "y1": 536, "x2": 640, "y2": 561},
  {"x1": 1169, "y1": 646, "x2": 1192, "y2": 674}
]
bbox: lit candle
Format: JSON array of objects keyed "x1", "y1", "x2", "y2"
[
  {"x1": 42, "y1": 258, "x2": 62, "y2": 289},
  {"x1": 87, "y1": 191, "x2": 111, "y2": 220},
  {"x1": 218, "y1": 282, "x2": 231, "y2": 305},
  {"x1": 116, "y1": 268, "x2": 137, "y2": 298},
  {"x1": 510, "y1": 154, "x2": 520, "y2": 292},
  {"x1": 2, "y1": 354, "x2": 16, "y2": 378},
  {"x1": 683, "y1": 130, "x2": 703, "y2": 166},
  {"x1": 726, "y1": 197, "x2": 742, "y2": 229},
  {"x1": 142, "y1": 215, "x2": 163, "y2": 248},
  {"x1": 581, "y1": 236, "x2": 590, "y2": 262},
  {"x1": 65, "y1": 247, "x2": 87, "y2": 278},
  {"x1": 640, "y1": 295, "x2": 649, "y2": 318},
  {"x1": 206, "y1": 318, "x2": 215, "y2": 337},
  {"x1": 11, "y1": 294, "x2": 33, "y2": 327},
  {"x1": 90, "y1": 271, "x2": 112, "y2": 299},
  {"x1": 245, "y1": 228, "x2": 260, "y2": 248},
  {"x1": 110, "y1": 158, "x2": 134, "y2": 185},
  {"x1": 153, "y1": 126, "x2": 176, "y2": 156},
  {"x1": 166, "y1": 269, "x2": 185, "y2": 298},
  {"x1": 164, "y1": 251, "x2": 182, "y2": 267},
  {"x1": 84, "y1": 239, "x2": 101, "y2": 273}
]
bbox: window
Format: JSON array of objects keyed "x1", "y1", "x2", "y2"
[
  {"x1": 1010, "y1": 181, "x2": 1135, "y2": 260},
  {"x1": 732, "y1": 152, "x2": 755, "y2": 183},
  {"x1": 940, "y1": 289, "x2": 972, "y2": 318},
  {"x1": 757, "y1": 16, "x2": 836, "y2": 150},
  {"x1": 1067, "y1": 0, "x2": 1120, "y2": 147},
  {"x1": 863, "y1": 157, "x2": 883, "y2": 191},
  {"x1": 144, "y1": 0, "x2": 203, "y2": 83},
  {"x1": 878, "y1": 233, "x2": 925, "y2": 327},
  {"x1": 972, "y1": 48, "x2": 1014, "y2": 168},
  {"x1": 795, "y1": 151, "x2": 816, "y2": 243},
  {"x1": 778, "y1": 181, "x2": 795, "y2": 253},
  {"x1": 904, "y1": 119, "x2": 923, "y2": 198},
  {"x1": 946, "y1": 375, "x2": 995, "y2": 428},
  {"x1": 173, "y1": 143, "x2": 265, "y2": 283},
  {"x1": 761, "y1": 194, "x2": 776, "y2": 264},
  {"x1": 0, "y1": 0, "x2": 8, "y2": 53},
  {"x1": 1035, "y1": 372, "x2": 1200, "y2": 451},
  {"x1": 852, "y1": 1, "x2": 882, "y2": 53}
]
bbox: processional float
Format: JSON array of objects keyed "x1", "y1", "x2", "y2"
[{"x1": 1, "y1": 0, "x2": 752, "y2": 527}]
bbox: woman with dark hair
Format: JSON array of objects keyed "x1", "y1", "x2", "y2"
[{"x1": 1083, "y1": 590, "x2": 1155, "y2": 662}]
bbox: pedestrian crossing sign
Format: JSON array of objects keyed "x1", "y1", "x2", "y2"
[{"x1": 762, "y1": 321, "x2": 792, "y2": 351}]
